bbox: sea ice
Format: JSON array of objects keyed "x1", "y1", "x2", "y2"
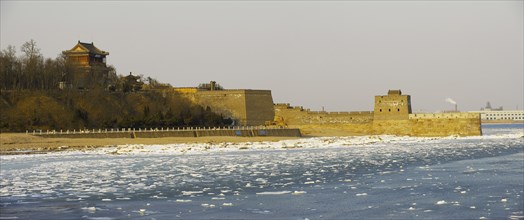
[
  {"x1": 256, "y1": 191, "x2": 292, "y2": 195},
  {"x1": 435, "y1": 200, "x2": 447, "y2": 205}
]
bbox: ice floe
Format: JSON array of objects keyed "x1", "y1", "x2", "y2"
[
  {"x1": 256, "y1": 191, "x2": 292, "y2": 195},
  {"x1": 0, "y1": 126, "x2": 522, "y2": 219}
]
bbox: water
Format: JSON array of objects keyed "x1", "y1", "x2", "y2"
[{"x1": 1, "y1": 124, "x2": 523, "y2": 219}]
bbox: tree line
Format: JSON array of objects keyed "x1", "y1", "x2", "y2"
[
  {"x1": 0, "y1": 39, "x2": 72, "y2": 90},
  {"x1": 0, "y1": 39, "x2": 159, "y2": 91},
  {"x1": 0, "y1": 40, "x2": 233, "y2": 131}
]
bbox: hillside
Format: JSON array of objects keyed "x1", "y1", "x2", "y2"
[{"x1": 0, "y1": 89, "x2": 232, "y2": 132}]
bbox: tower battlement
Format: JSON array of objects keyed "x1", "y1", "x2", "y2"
[{"x1": 374, "y1": 89, "x2": 412, "y2": 120}]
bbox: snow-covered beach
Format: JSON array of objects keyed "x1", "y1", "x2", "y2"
[{"x1": 1, "y1": 124, "x2": 523, "y2": 219}]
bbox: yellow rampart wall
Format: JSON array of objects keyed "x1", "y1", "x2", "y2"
[
  {"x1": 274, "y1": 103, "x2": 373, "y2": 125},
  {"x1": 409, "y1": 116, "x2": 482, "y2": 137},
  {"x1": 275, "y1": 104, "x2": 482, "y2": 137},
  {"x1": 274, "y1": 103, "x2": 375, "y2": 136},
  {"x1": 245, "y1": 90, "x2": 276, "y2": 126},
  {"x1": 168, "y1": 89, "x2": 482, "y2": 137},
  {"x1": 175, "y1": 89, "x2": 275, "y2": 126},
  {"x1": 173, "y1": 88, "x2": 199, "y2": 94}
]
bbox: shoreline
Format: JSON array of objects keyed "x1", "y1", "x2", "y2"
[
  {"x1": 0, "y1": 127, "x2": 369, "y2": 155},
  {"x1": 4, "y1": 123, "x2": 520, "y2": 155}
]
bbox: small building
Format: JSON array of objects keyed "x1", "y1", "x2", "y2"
[
  {"x1": 62, "y1": 41, "x2": 111, "y2": 89},
  {"x1": 123, "y1": 72, "x2": 143, "y2": 92},
  {"x1": 63, "y1": 41, "x2": 109, "y2": 67},
  {"x1": 198, "y1": 81, "x2": 223, "y2": 91}
]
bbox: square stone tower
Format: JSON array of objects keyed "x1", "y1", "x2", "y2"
[{"x1": 374, "y1": 90, "x2": 412, "y2": 120}]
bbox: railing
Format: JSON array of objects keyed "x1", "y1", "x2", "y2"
[
  {"x1": 29, "y1": 125, "x2": 284, "y2": 135},
  {"x1": 28, "y1": 125, "x2": 301, "y2": 138}
]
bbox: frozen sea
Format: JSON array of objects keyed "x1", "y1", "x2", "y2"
[{"x1": 1, "y1": 124, "x2": 523, "y2": 219}]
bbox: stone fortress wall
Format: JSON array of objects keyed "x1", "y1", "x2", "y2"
[
  {"x1": 169, "y1": 84, "x2": 481, "y2": 137},
  {"x1": 273, "y1": 103, "x2": 375, "y2": 136},
  {"x1": 274, "y1": 90, "x2": 482, "y2": 137},
  {"x1": 371, "y1": 115, "x2": 481, "y2": 137},
  {"x1": 408, "y1": 115, "x2": 481, "y2": 136},
  {"x1": 174, "y1": 87, "x2": 275, "y2": 126},
  {"x1": 274, "y1": 103, "x2": 374, "y2": 125}
]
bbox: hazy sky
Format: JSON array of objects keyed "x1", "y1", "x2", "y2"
[{"x1": 1, "y1": 1, "x2": 523, "y2": 112}]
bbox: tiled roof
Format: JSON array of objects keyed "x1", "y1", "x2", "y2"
[
  {"x1": 79, "y1": 42, "x2": 108, "y2": 55},
  {"x1": 64, "y1": 41, "x2": 109, "y2": 55}
]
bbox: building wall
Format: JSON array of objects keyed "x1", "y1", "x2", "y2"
[
  {"x1": 195, "y1": 90, "x2": 247, "y2": 125},
  {"x1": 245, "y1": 90, "x2": 276, "y2": 126},
  {"x1": 469, "y1": 110, "x2": 524, "y2": 122},
  {"x1": 66, "y1": 57, "x2": 108, "y2": 89},
  {"x1": 68, "y1": 56, "x2": 89, "y2": 66}
]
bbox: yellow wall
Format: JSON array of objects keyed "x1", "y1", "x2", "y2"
[
  {"x1": 173, "y1": 88, "x2": 198, "y2": 94},
  {"x1": 245, "y1": 90, "x2": 276, "y2": 125},
  {"x1": 274, "y1": 103, "x2": 373, "y2": 125},
  {"x1": 175, "y1": 89, "x2": 275, "y2": 126},
  {"x1": 274, "y1": 102, "x2": 482, "y2": 137},
  {"x1": 169, "y1": 88, "x2": 482, "y2": 137}
]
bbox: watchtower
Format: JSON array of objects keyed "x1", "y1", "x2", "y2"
[
  {"x1": 63, "y1": 41, "x2": 109, "y2": 67},
  {"x1": 62, "y1": 41, "x2": 110, "y2": 89},
  {"x1": 374, "y1": 90, "x2": 412, "y2": 120}
]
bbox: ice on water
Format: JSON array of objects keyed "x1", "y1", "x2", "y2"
[{"x1": 0, "y1": 124, "x2": 522, "y2": 219}]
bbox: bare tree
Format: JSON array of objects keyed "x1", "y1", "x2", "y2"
[
  {"x1": 21, "y1": 39, "x2": 40, "y2": 61},
  {"x1": 0, "y1": 45, "x2": 18, "y2": 89},
  {"x1": 20, "y1": 39, "x2": 44, "y2": 89}
]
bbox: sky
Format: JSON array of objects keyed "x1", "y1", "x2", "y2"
[{"x1": 1, "y1": 1, "x2": 523, "y2": 112}]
